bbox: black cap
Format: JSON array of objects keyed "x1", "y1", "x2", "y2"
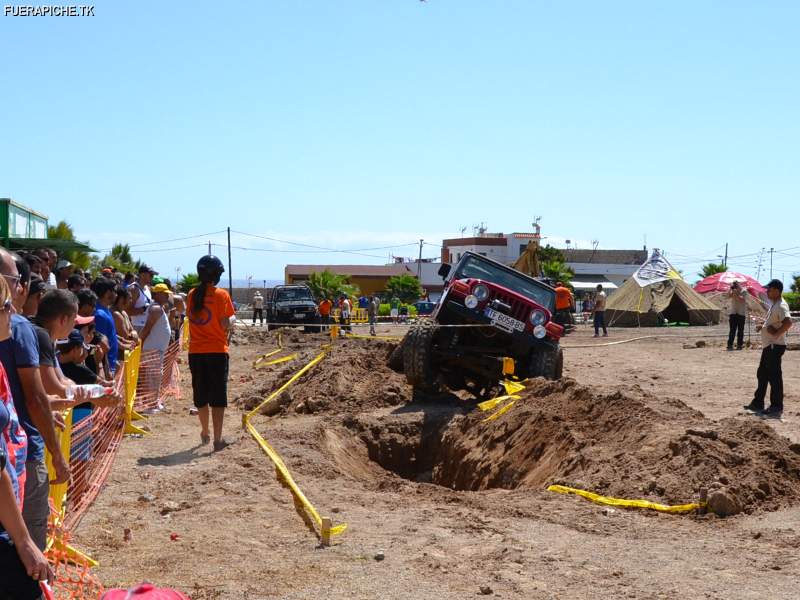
[
  {"x1": 56, "y1": 329, "x2": 88, "y2": 349},
  {"x1": 29, "y1": 275, "x2": 47, "y2": 295},
  {"x1": 765, "y1": 279, "x2": 783, "y2": 292}
]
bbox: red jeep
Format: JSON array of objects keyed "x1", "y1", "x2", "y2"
[{"x1": 395, "y1": 251, "x2": 563, "y2": 398}]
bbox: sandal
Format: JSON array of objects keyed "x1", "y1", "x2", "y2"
[{"x1": 201, "y1": 433, "x2": 211, "y2": 445}]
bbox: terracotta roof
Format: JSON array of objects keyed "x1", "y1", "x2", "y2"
[
  {"x1": 285, "y1": 264, "x2": 412, "y2": 277},
  {"x1": 563, "y1": 249, "x2": 648, "y2": 265}
]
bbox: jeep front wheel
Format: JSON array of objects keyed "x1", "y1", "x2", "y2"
[
  {"x1": 528, "y1": 346, "x2": 563, "y2": 380},
  {"x1": 402, "y1": 319, "x2": 440, "y2": 393}
]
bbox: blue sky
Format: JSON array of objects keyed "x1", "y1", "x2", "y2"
[{"x1": 1, "y1": 1, "x2": 798, "y2": 282}]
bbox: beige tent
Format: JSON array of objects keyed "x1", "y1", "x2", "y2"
[{"x1": 606, "y1": 278, "x2": 721, "y2": 327}]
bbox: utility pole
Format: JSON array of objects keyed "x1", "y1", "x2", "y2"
[
  {"x1": 417, "y1": 239, "x2": 424, "y2": 279},
  {"x1": 723, "y1": 243, "x2": 728, "y2": 269},
  {"x1": 208, "y1": 240, "x2": 212, "y2": 255},
  {"x1": 770, "y1": 247, "x2": 774, "y2": 279},
  {"x1": 227, "y1": 227, "x2": 233, "y2": 301}
]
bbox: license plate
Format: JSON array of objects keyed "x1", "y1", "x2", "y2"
[
  {"x1": 294, "y1": 313, "x2": 306, "y2": 319},
  {"x1": 484, "y1": 307, "x2": 524, "y2": 333}
]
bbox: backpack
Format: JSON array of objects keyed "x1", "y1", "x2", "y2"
[{"x1": 101, "y1": 583, "x2": 191, "y2": 599}]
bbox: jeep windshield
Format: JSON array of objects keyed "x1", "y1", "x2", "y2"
[
  {"x1": 276, "y1": 288, "x2": 313, "y2": 301},
  {"x1": 454, "y1": 255, "x2": 555, "y2": 310}
]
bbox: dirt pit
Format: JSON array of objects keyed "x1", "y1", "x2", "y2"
[
  {"x1": 328, "y1": 378, "x2": 800, "y2": 514},
  {"x1": 235, "y1": 334, "x2": 412, "y2": 414}
]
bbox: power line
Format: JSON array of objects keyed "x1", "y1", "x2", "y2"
[
  {"x1": 95, "y1": 230, "x2": 227, "y2": 253},
  {"x1": 131, "y1": 243, "x2": 210, "y2": 253},
  {"x1": 231, "y1": 230, "x2": 418, "y2": 258}
]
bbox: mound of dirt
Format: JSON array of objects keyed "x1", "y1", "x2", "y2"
[
  {"x1": 334, "y1": 379, "x2": 800, "y2": 515},
  {"x1": 236, "y1": 338, "x2": 411, "y2": 415}
]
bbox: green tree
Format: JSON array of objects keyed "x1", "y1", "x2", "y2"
[
  {"x1": 305, "y1": 270, "x2": 360, "y2": 301},
  {"x1": 541, "y1": 260, "x2": 575, "y2": 286},
  {"x1": 698, "y1": 263, "x2": 727, "y2": 279},
  {"x1": 386, "y1": 273, "x2": 423, "y2": 303},
  {"x1": 93, "y1": 243, "x2": 142, "y2": 275},
  {"x1": 47, "y1": 220, "x2": 92, "y2": 270},
  {"x1": 790, "y1": 273, "x2": 800, "y2": 293},
  {"x1": 178, "y1": 272, "x2": 201, "y2": 292},
  {"x1": 539, "y1": 244, "x2": 566, "y2": 264}
]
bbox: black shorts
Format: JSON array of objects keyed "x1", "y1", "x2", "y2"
[
  {"x1": 0, "y1": 541, "x2": 43, "y2": 600},
  {"x1": 188, "y1": 353, "x2": 229, "y2": 408}
]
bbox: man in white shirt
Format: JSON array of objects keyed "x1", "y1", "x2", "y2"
[
  {"x1": 252, "y1": 291, "x2": 264, "y2": 325},
  {"x1": 744, "y1": 279, "x2": 793, "y2": 419},
  {"x1": 592, "y1": 284, "x2": 608, "y2": 337}
]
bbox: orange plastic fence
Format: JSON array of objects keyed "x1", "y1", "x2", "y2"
[
  {"x1": 46, "y1": 510, "x2": 104, "y2": 599},
  {"x1": 64, "y1": 367, "x2": 126, "y2": 531},
  {"x1": 134, "y1": 340, "x2": 181, "y2": 413},
  {"x1": 45, "y1": 346, "x2": 148, "y2": 598}
]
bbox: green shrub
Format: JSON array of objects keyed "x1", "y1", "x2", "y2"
[
  {"x1": 785, "y1": 292, "x2": 800, "y2": 311},
  {"x1": 378, "y1": 303, "x2": 417, "y2": 317}
]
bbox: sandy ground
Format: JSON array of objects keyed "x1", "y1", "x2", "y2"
[{"x1": 75, "y1": 321, "x2": 800, "y2": 599}]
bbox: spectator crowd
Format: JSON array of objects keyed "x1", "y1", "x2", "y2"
[{"x1": 0, "y1": 245, "x2": 188, "y2": 599}]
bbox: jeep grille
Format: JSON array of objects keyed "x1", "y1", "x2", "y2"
[{"x1": 486, "y1": 288, "x2": 530, "y2": 323}]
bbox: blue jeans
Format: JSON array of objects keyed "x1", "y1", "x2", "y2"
[{"x1": 594, "y1": 311, "x2": 607, "y2": 335}]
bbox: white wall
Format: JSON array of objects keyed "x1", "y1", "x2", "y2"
[{"x1": 445, "y1": 243, "x2": 513, "y2": 264}]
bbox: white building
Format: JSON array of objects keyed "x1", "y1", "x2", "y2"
[
  {"x1": 441, "y1": 232, "x2": 538, "y2": 265},
  {"x1": 563, "y1": 249, "x2": 648, "y2": 291},
  {"x1": 441, "y1": 232, "x2": 646, "y2": 293}
]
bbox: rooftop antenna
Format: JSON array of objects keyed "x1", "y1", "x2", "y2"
[
  {"x1": 588, "y1": 240, "x2": 599, "y2": 263},
  {"x1": 532, "y1": 217, "x2": 541, "y2": 239},
  {"x1": 460, "y1": 226, "x2": 467, "y2": 238}
]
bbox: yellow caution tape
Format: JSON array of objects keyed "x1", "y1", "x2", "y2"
[
  {"x1": 344, "y1": 333, "x2": 404, "y2": 341},
  {"x1": 252, "y1": 334, "x2": 284, "y2": 367},
  {"x1": 478, "y1": 394, "x2": 520, "y2": 412},
  {"x1": 482, "y1": 399, "x2": 518, "y2": 422},
  {"x1": 244, "y1": 348, "x2": 347, "y2": 540},
  {"x1": 254, "y1": 353, "x2": 298, "y2": 369},
  {"x1": 546, "y1": 484, "x2": 705, "y2": 514},
  {"x1": 501, "y1": 380, "x2": 526, "y2": 395},
  {"x1": 475, "y1": 380, "x2": 528, "y2": 422}
]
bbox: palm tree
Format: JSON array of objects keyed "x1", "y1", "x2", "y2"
[
  {"x1": 698, "y1": 263, "x2": 727, "y2": 279},
  {"x1": 305, "y1": 270, "x2": 360, "y2": 300},
  {"x1": 541, "y1": 260, "x2": 575, "y2": 286},
  {"x1": 47, "y1": 220, "x2": 92, "y2": 269},
  {"x1": 178, "y1": 273, "x2": 201, "y2": 291}
]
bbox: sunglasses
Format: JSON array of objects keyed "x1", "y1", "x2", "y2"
[
  {"x1": 2, "y1": 274, "x2": 20, "y2": 286},
  {"x1": 0, "y1": 299, "x2": 13, "y2": 313}
]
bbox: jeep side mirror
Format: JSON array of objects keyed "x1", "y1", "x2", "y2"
[{"x1": 438, "y1": 263, "x2": 451, "y2": 279}]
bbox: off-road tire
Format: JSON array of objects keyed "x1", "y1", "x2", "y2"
[
  {"x1": 529, "y1": 346, "x2": 563, "y2": 380},
  {"x1": 402, "y1": 319, "x2": 440, "y2": 393},
  {"x1": 387, "y1": 335, "x2": 408, "y2": 373}
]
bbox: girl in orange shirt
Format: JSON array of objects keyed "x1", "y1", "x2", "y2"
[{"x1": 186, "y1": 255, "x2": 235, "y2": 451}]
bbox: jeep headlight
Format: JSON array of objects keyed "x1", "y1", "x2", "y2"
[
  {"x1": 464, "y1": 294, "x2": 479, "y2": 309},
  {"x1": 529, "y1": 309, "x2": 547, "y2": 326},
  {"x1": 533, "y1": 325, "x2": 546, "y2": 339},
  {"x1": 472, "y1": 284, "x2": 489, "y2": 301}
]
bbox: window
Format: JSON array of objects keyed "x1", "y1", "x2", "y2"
[
  {"x1": 31, "y1": 217, "x2": 47, "y2": 239},
  {"x1": 9, "y1": 206, "x2": 27, "y2": 237}
]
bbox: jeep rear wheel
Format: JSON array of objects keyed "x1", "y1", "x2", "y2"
[
  {"x1": 528, "y1": 346, "x2": 563, "y2": 380},
  {"x1": 403, "y1": 319, "x2": 440, "y2": 393}
]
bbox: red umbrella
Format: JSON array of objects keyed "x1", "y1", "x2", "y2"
[{"x1": 694, "y1": 272, "x2": 766, "y2": 297}]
